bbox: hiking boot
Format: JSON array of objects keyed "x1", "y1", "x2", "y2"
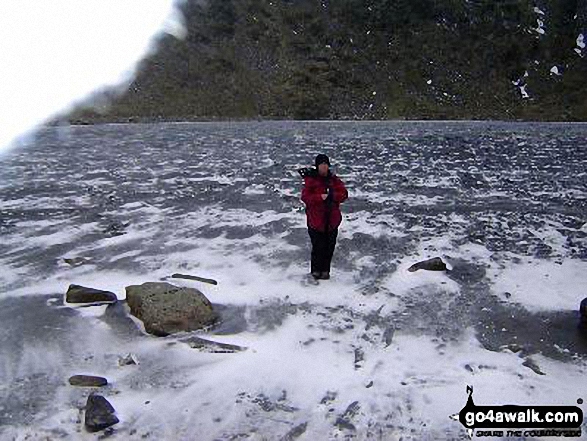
[
  {"x1": 311, "y1": 271, "x2": 321, "y2": 280},
  {"x1": 320, "y1": 272, "x2": 330, "y2": 280}
]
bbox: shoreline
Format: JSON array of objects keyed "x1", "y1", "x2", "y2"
[{"x1": 47, "y1": 117, "x2": 587, "y2": 127}]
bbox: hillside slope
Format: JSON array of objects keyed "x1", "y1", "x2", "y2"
[{"x1": 70, "y1": 0, "x2": 587, "y2": 121}]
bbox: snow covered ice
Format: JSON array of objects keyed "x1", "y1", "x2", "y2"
[{"x1": 0, "y1": 121, "x2": 586, "y2": 439}]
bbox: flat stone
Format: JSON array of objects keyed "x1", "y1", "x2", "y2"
[
  {"x1": 66, "y1": 284, "x2": 117, "y2": 304},
  {"x1": 522, "y1": 358, "x2": 545, "y2": 376},
  {"x1": 171, "y1": 273, "x2": 218, "y2": 285},
  {"x1": 407, "y1": 257, "x2": 447, "y2": 272},
  {"x1": 69, "y1": 375, "x2": 108, "y2": 387},
  {"x1": 180, "y1": 336, "x2": 246, "y2": 353}
]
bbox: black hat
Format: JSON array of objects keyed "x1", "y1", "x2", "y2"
[{"x1": 315, "y1": 154, "x2": 330, "y2": 167}]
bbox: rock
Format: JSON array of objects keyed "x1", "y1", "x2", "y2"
[
  {"x1": 63, "y1": 257, "x2": 90, "y2": 267},
  {"x1": 407, "y1": 257, "x2": 447, "y2": 272},
  {"x1": 335, "y1": 401, "x2": 360, "y2": 431},
  {"x1": 102, "y1": 221, "x2": 129, "y2": 237},
  {"x1": 580, "y1": 298, "x2": 587, "y2": 324},
  {"x1": 66, "y1": 284, "x2": 117, "y2": 304},
  {"x1": 85, "y1": 394, "x2": 119, "y2": 432},
  {"x1": 125, "y1": 282, "x2": 218, "y2": 336},
  {"x1": 280, "y1": 422, "x2": 308, "y2": 441},
  {"x1": 501, "y1": 343, "x2": 524, "y2": 354},
  {"x1": 69, "y1": 375, "x2": 108, "y2": 387},
  {"x1": 353, "y1": 347, "x2": 364, "y2": 370},
  {"x1": 179, "y1": 336, "x2": 246, "y2": 353},
  {"x1": 382, "y1": 325, "x2": 395, "y2": 347},
  {"x1": 320, "y1": 391, "x2": 337, "y2": 405},
  {"x1": 522, "y1": 358, "x2": 545, "y2": 376},
  {"x1": 118, "y1": 353, "x2": 139, "y2": 366},
  {"x1": 171, "y1": 273, "x2": 218, "y2": 285}
]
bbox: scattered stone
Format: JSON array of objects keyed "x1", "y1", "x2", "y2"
[
  {"x1": 382, "y1": 325, "x2": 395, "y2": 347},
  {"x1": 464, "y1": 364, "x2": 474, "y2": 373},
  {"x1": 320, "y1": 391, "x2": 337, "y2": 405},
  {"x1": 363, "y1": 305, "x2": 384, "y2": 331},
  {"x1": 522, "y1": 358, "x2": 545, "y2": 376},
  {"x1": 118, "y1": 353, "x2": 139, "y2": 366},
  {"x1": 335, "y1": 401, "x2": 360, "y2": 431},
  {"x1": 179, "y1": 336, "x2": 246, "y2": 353},
  {"x1": 407, "y1": 257, "x2": 447, "y2": 273},
  {"x1": 171, "y1": 273, "x2": 218, "y2": 285},
  {"x1": 63, "y1": 257, "x2": 90, "y2": 267},
  {"x1": 280, "y1": 422, "x2": 308, "y2": 441},
  {"x1": 84, "y1": 394, "x2": 119, "y2": 432},
  {"x1": 251, "y1": 394, "x2": 298, "y2": 413},
  {"x1": 354, "y1": 347, "x2": 364, "y2": 370},
  {"x1": 502, "y1": 343, "x2": 524, "y2": 354},
  {"x1": 69, "y1": 375, "x2": 108, "y2": 387},
  {"x1": 125, "y1": 282, "x2": 218, "y2": 336},
  {"x1": 66, "y1": 284, "x2": 117, "y2": 304},
  {"x1": 102, "y1": 221, "x2": 129, "y2": 237},
  {"x1": 365, "y1": 381, "x2": 374, "y2": 388},
  {"x1": 504, "y1": 291, "x2": 512, "y2": 299}
]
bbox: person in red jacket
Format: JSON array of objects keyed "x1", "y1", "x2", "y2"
[{"x1": 300, "y1": 154, "x2": 348, "y2": 280}]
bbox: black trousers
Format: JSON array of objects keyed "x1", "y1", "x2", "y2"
[{"x1": 308, "y1": 227, "x2": 338, "y2": 274}]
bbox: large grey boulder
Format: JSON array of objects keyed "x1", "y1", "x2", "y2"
[
  {"x1": 85, "y1": 394, "x2": 119, "y2": 432},
  {"x1": 66, "y1": 284, "x2": 117, "y2": 304},
  {"x1": 125, "y1": 282, "x2": 217, "y2": 336}
]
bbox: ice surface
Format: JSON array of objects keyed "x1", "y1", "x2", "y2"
[
  {"x1": 490, "y1": 259, "x2": 587, "y2": 312},
  {"x1": 1, "y1": 121, "x2": 586, "y2": 439}
]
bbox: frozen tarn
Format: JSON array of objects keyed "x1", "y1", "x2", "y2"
[{"x1": 1, "y1": 121, "x2": 586, "y2": 440}]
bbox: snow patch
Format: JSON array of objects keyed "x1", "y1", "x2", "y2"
[
  {"x1": 519, "y1": 84, "x2": 530, "y2": 99},
  {"x1": 490, "y1": 259, "x2": 587, "y2": 312},
  {"x1": 549, "y1": 65, "x2": 561, "y2": 76},
  {"x1": 533, "y1": 18, "x2": 546, "y2": 35},
  {"x1": 533, "y1": 7, "x2": 545, "y2": 15}
]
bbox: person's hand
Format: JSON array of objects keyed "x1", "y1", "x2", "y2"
[{"x1": 321, "y1": 194, "x2": 328, "y2": 200}]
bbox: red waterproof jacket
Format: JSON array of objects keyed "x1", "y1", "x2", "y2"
[{"x1": 301, "y1": 171, "x2": 348, "y2": 232}]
